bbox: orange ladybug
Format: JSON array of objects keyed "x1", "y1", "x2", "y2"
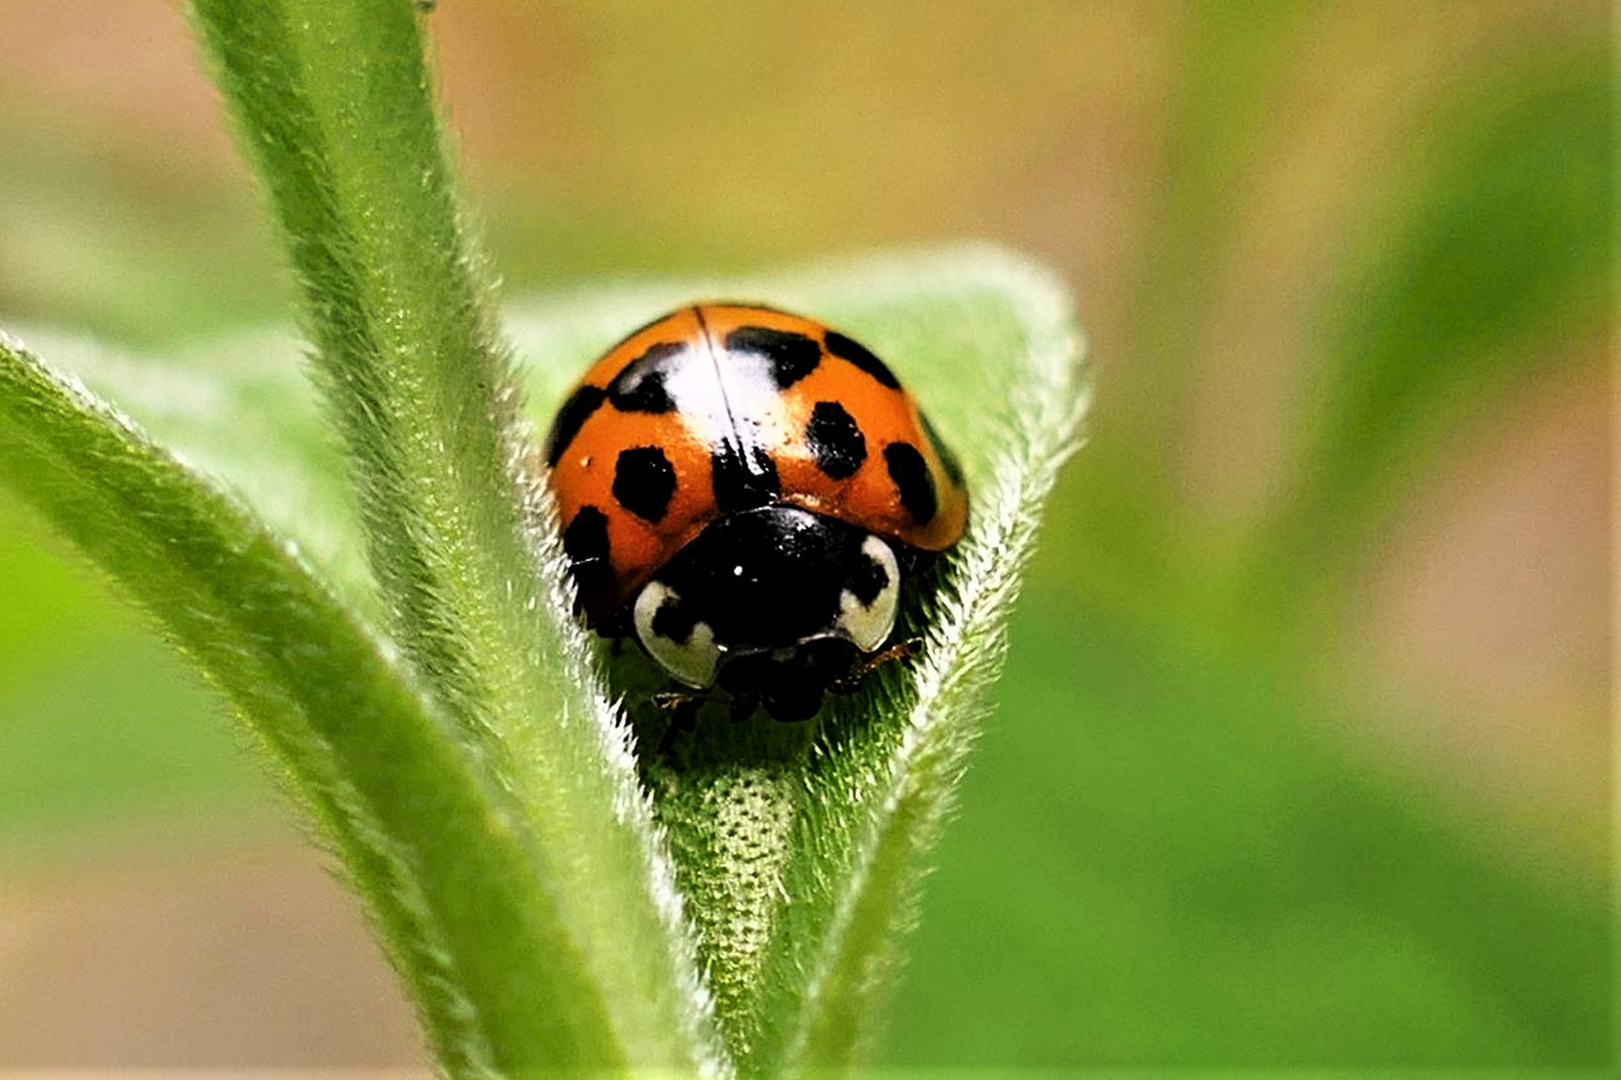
[{"x1": 544, "y1": 304, "x2": 966, "y2": 721}]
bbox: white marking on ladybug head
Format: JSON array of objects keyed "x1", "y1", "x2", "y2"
[
  {"x1": 836, "y1": 535, "x2": 900, "y2": 653},
  {"x1": 633, "y1": 579, "x2": 720, "y2": 688}
]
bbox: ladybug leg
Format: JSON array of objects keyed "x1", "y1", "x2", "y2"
[
  {"x1": 831, "y1": 637, "x2": 923, "y2": 695},
  {"x1": 652, "y1": 689, "x2": 706, "y2": 710},
  {"x1": 653, "y1": 691, "x2": 705, "y2": 753}
]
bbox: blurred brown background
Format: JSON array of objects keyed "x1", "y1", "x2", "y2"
[{"x1": 0, "y1": 0, "x2": 1610, "y2": 1067}]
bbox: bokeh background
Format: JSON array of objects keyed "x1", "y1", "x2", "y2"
[{"x1": 0, "y1": 0, "x2": 1611, "y2": 1067}]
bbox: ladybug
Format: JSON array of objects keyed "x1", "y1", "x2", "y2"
[{"x1": 543, "y1": 303, "x2": 967, "y2": 722}]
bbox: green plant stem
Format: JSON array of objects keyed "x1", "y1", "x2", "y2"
[
  {"x1": 188, "y1": 0, "x2": 519, "y2": 727},
  {"x1": 190, "y1": 0, "x2": 714, "y2": 1071}
]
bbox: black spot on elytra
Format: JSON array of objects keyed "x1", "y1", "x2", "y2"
[
  {"x1": 804, "y1": 400, "x2": 867, "y2": 480},
  {"x1": 711, "y1": 440, "x2": 781, "y2": 513},
  {"x1": 884, "y1": 441, "x2": 937, "y2": 525},
  {"x1": 847, "y1": 544, "x2": 890, "y2": 606},
  {"x1": 606, "y1": 341, "x2": 687, "y2": 413},
  {"x1": 649, "y1": 589, "x2": 699, "y2": 645},
  {"x1": 563, "y1": 505, "x2": 610, "y2": 562},
  {"x1": 545, "y1": 385, "x2": 606, "y2": 467},
  {"x1": 613, "y1": 446, "x2": 678, "y2": 523},
  {"x1": 561, "y1": 505, "x2": 615, "y2": 616},
  {"x1": 824, "y1": 330, "x2": 900, "y2": 389},
  {"x1": 920, "y1": 407, "x2": 964, "y2": 487},
  {"x1": 724, "y1": 325, "x2": 822, "y2": 389}
]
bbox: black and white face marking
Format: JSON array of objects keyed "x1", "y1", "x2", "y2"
[
  {"x1": 836, "y1": 535, "x2": 900, "y2": 652},
  {"x1": 633, "y1": 580, "x2": 720, "y2": 688},
  {"x1": 626, "y1": 507, "x2": 906, "y2": 711}
]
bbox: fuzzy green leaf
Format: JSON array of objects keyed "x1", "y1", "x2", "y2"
[
  {"x1": 7, "y1": 325, "x2": 367, "y2": 603},
  {"x1": 0, "y1": 331, "x2": 652, "y2": 1075},
  {"x1": 509, "y1": 244, "x2": 1089, "y2": 1074}
]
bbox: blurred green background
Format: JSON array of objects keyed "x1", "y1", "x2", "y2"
[{"x1": 0, "y1": 0, "x2": 1611, "y2": 1068}]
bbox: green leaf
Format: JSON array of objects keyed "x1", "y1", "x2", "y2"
[
  {"x1": 8, "y1": 325, "x2": 366, "y2": 603},
  {"x1": 0, "y1": 332, "x2": 647, "y2": 1075},
  {"x1": 510, "y1": 244, "x2": 1089, "y2": 1074}
]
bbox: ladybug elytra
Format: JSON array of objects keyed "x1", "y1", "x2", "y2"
[{"x1": 543, "y1": 304, "x2": 966, "y2": 721}]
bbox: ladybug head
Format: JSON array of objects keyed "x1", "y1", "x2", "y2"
[{"x1": 630, "y1": 506, "x2": 901, "y2": 720}]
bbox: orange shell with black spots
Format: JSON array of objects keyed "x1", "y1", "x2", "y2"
[{"x1": 543, "y1": 303, "x2": 968, "y2": 625}]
